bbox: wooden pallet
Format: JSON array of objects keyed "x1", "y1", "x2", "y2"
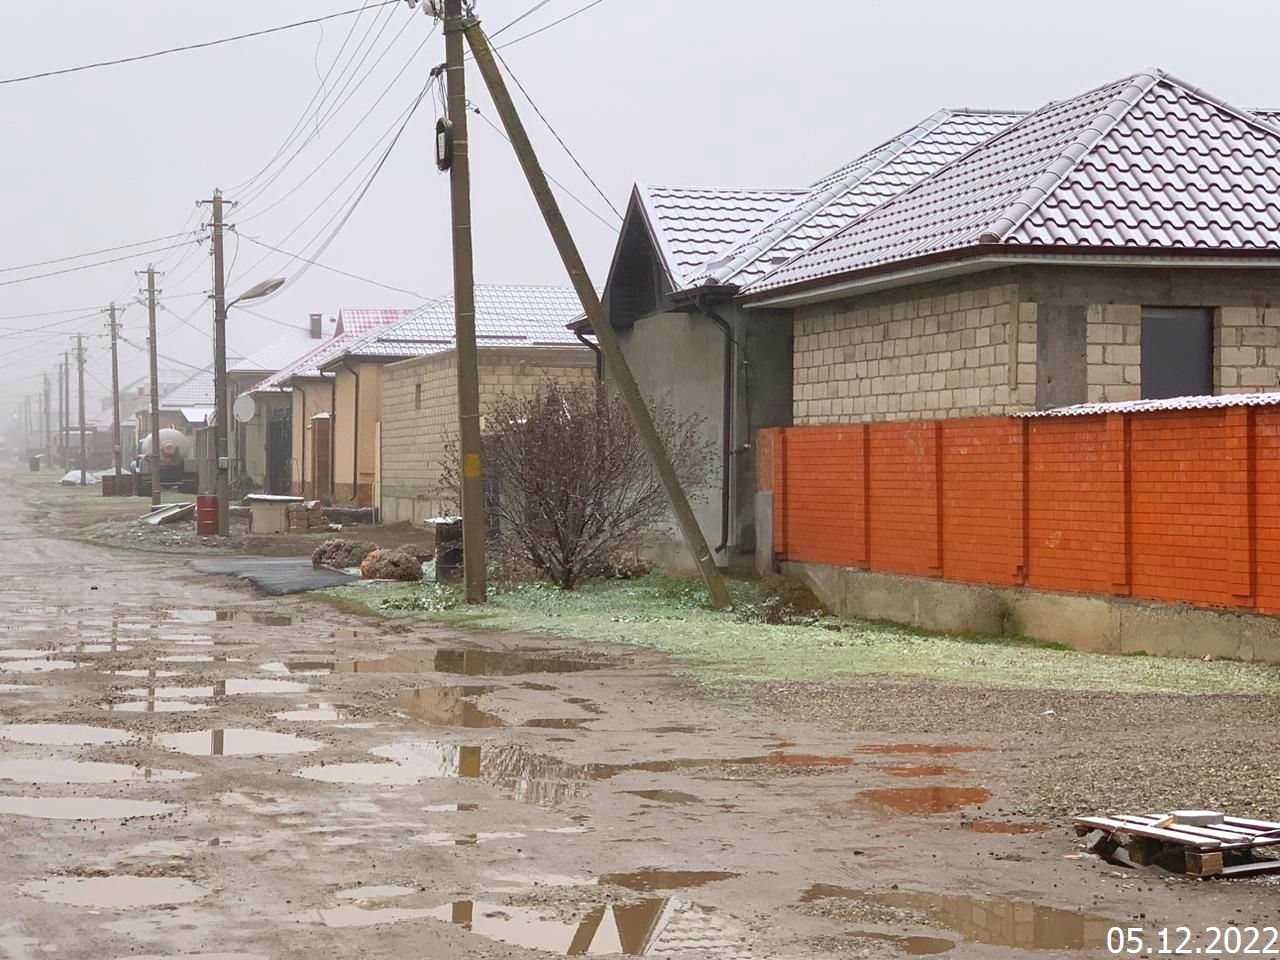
[{"x1": 1074, "y1": 813, "x2": 1280, "y2": 877}]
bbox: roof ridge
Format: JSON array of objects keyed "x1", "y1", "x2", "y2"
[
  {"x1": 942, "y1": 106, "x2": 1031, "y2": 116},
  {"x1": 978, "y1": 70, "x2": 1162, "y2": 243},
  {"x1": 637, "y1": 181, "x2": 806, "y2": 194},
  {"x1": 1156, "y1": 70, "x2": 1280, "y2": 142},
  {"x1": 705, "y1": 110, "x2": 959, "y2": 286}
]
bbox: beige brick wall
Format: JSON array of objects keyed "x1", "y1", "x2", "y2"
[
  {"x1": 1217, "y1": 306, "x2": 1280, "y2": 394},
  {"x1": 793, "y1": 281, "x2": 1032, "y2": 424},
  {"x1": 1085, "y1": 304, "x2": 1142, "y2": 403},
  {"x1": 380, "y1": 346, "x2": 595, "y2": 524}
]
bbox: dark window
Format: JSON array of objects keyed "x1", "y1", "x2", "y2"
[
  {"x1": 1140, "y1": 307, "x2": 1213, "y2": 399},
  {"x1": 414, "y1": 383, "x2": 422, "y2": 410}
]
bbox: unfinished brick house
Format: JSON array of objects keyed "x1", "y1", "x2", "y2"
[{"x1": 594, "y1": 68, "x2": 1280, "y2": 571}]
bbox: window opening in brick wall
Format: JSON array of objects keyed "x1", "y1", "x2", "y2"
[
  {"x1": 414, "y1": 383, "x2": 422, "y2": 410},
  {"x1": 1140, "y1": 307, "x2": 1213, "y2": 399}
]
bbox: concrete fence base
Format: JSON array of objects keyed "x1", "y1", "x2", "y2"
[{"x1": 780, "y1": 560, "x2": 1280, "y2": 665}]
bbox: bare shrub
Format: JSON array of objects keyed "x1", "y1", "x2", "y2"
[{"x1": 444, "y1": 380, "x2": 712, "y2": 589}]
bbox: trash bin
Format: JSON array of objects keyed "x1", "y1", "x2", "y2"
[{"x1": 196, "y1": 495, "x2": 219, "y2": 536}]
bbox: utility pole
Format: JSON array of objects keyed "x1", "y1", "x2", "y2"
[
  {"x1": 443, "y1": 0, "x2": 487, "y2": 604},
  {"x1": 145, "y1": 266, "x2": 163, "y2": 506},
  {"x1": 107, "y1": 303, "x2": 123, "y2": 480},
  {"x1": 61, "y1": 351, "x2": 70, "y2": 470},
  {"x1": 75, "y1": 334, "x2": 87, "y2": 486},
  {"x1": 56, "y1": 363, "x2": 64, "y2": 469},
  {"x1": 42, "y1": 373, "x2": 51, "y2": 467},
  {"x1": 460, "y1": 16, "x2": 731, "y2": 609},
  {"x1": 209, "y1": 191, "x2": 231, "y2": 536}
]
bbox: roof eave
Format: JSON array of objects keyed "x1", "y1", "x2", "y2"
[{"x1": 743, "y1": 245, "x2": 1280, "y2": 308}]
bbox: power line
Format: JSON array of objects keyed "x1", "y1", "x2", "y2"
[
  {"x1": 486, "y1": 0, "x2": 610, "y2": 54},
  {"x1": 489, "y1": 41, "x2": 621, "y2": 220},
  {"x1": 236, "y1": 3, "x2": 409, "y2": 209},
  {"x1": 0, "y1": 2, "x2": 400, "y2": 88},
  {"x1": 0, "y1": 232, "x2": 193, "y2": 275},
  {"x1": 0, "y1": 240, "x2": 197, "y2": 290},
  {"x1": 237, "y1": 234, "x2": 425, "y2": 298},
  {"x1": 236, "y1": 20, "x2": 436, "y2": 223},
  {"x1": 467, "y1": 102, "x2": 617, "y2": 231},
  {"x1": 488, "y1": 0, "x2": 554, "y2": 38}
]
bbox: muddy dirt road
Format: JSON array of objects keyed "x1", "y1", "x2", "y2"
[{"x1": 0, "y1": 490, "x2": 1275, "y2": 959}]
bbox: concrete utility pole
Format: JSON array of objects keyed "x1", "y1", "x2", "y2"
[
  {"x1": 56, "y1": 363, "x2": 64, "y2": 469},
  {"x1": 444, "y1": 0, "x2": 487, "y2": 604},
  {"x1": 75, "y1": 334, "x2": 87, "y2": 486},
  {"x1": 61, "y1": 351, "x2": 70, "y2": 470},
  {"x1": 42, "y1": 373, "x2": 51, "y2": 465},
  {"x1": 145, "y1": 266, "x2": 163, "y2": 506},
  {"x1": 208, "y1": 191, "x2": 231, "y2": 536},
  {"x1": 460, "y1": 16, "x2": 732, "y2": 609},
  {"x1": 107, "y1": 304, "x2": 123, "y2": 480}
]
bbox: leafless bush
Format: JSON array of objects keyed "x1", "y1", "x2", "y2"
[{"x1": 444, "y1": 380, "x2": 712, "y2": 589}]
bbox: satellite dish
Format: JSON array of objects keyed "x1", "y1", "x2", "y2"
[{"x1": 233, "y1": 394, "x2": 257, "y2": 424}]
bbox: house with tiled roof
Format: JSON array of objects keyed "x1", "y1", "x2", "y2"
[
  {"x1": 312, "y1": 285, "x2": 592, "y2": 517},
  {"x1": 596, "y1": 69, "x2": 1280, "y2": 573},
  {"x1": 250, "y1": 307, "x2": 414, "y2": 498},
  {"x1": 594, "y1": 108, "x2": 1026, "y2": 570},
  {"x1": 227, "y1": 313, "x2": 338, "y2": 493}
]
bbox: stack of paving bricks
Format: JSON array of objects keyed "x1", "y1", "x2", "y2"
[{"x1": 286, "y1": 500, "x2": 324, "y2": 533}]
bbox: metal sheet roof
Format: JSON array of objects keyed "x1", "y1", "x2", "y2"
[
  {"x1": 251, "y1": 309, "x2": 411, "y2": 390},
  {"x1": 158, "y1": 367, "x2": 215, "y2": 408},
  {"x1": 634, "y1": 184, "x2": 806, "y2": 288},
  {"x1": 748, "y1": 70, "x2": 1280, "y2": 296},
  {"x1": 697, "y1": 110, "x2": 1025, "y2": 289},
  {"x1": 229, "y1": 326, "x2": 332, "y2": 375},
  {"x1": 339, "y1": 285, "x2": 587, "y2": 361},
  {"x1": 1019, "y1": 392, "x2": 1280, "y2": 418}
]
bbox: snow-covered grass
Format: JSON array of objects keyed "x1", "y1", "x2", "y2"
[{"x1": 322, "y1": 573, "x2": 1280, "y2": 696}]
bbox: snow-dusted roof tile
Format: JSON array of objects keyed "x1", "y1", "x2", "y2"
[
  {"x1": 1019, "y1": 391, "x2": 1280, "y2": 417},
  {"x1": 636, "y1": 184, "x2": 807, "y2": 287},
  {"x1": 748, "y1": 70, "x2": 1280, "y2": 297},
  {"x1": 339, "y1": 285, "x2": 587, "y2": 361}
]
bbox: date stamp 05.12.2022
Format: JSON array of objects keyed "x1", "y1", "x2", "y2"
[{"x1": 1107, "y1": 926, "x2": 1280, "y2": 956}]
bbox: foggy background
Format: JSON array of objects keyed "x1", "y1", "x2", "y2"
[{"x1": 1, "y1": 0, "x2": 1277, "y2": 418}]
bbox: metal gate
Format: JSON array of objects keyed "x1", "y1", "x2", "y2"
[{"x1": 267, "y1": 407, "x2": 292, "y2": 495}]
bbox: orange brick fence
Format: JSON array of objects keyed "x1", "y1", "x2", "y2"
[{"x1": 757, "y1": 403, "x2": 1280, "y2": 615}]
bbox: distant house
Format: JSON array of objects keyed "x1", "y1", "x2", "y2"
[
  {"x1": 593, "y1": 69, "x2": 1280, "y2": 571},
  {"x1": 228, "y1": 313, "x2": 336, "y2": 494},
  {"x1": 252, "y1": 308, "x2": 413, "y2": 498},
  {"x1": 137, "y1": 366, "x2": 218, "y2": 439},
  {"x1": 320, "y1": 285, "x2": 592, "y2": 519}
]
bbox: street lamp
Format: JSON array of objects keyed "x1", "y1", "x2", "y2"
[{"x1": 213, "y1": 276, "x2": 285, "y2": 537}]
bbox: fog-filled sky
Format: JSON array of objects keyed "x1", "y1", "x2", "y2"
[{"x1": 3, "y1": 0, "x2": 1279, "y2": 423}]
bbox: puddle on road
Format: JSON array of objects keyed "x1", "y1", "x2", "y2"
[
  {"x1": 104, "y1": 699, "x2": 211, "y2": 713},
  {"x1": 564, "y1": 697, "x2": 604, "y2": 715},
  {"x1": 0, "y1": 759, "x2": 195, "y2": 783},
  {"x1": 599, "y1": 870, "x2": 738, "y2": 892},
  {"x1": 0, "y1": 648, "x2": 55, "y2": 659},
  {"x1": 801, "y1": 884, "x2": 1111, "y2": 952},
  {"x1": 859, "y1": 786, "x2": 991, "y2": 815},
  {"x1": 840, "y1": 931, "x2": 955, "y2": 955},
  {"x1": 424, "y1": 803, "x2": 481, "y2": 812},
  {"x1": 168, "y1": 609, "x2": 294, "y2": 626},
  {"x1": 858, "y1": 744, "x2": 984, "y2": 757},
  {"x1": 111, "y1": 669, "x2": 183, "y2": 678},
  {"x1": 622, "y1": 789, "x2": 703, "y2": 805},
  {"x1": 395, "y1": 686, "x2": 505, "y2": 728},
  {"x1": 296, "y1": 741, "x2": 483, "y2": 786},
  {"x1": 337, "y1": 649, "x2": 603, "y2": 677},
  {"x1": 0, "y1": 796, "x2": 177, "y2": 819},
  {"x1": 414, "y1": 831, "x2": 525, "y2": 847},
  {"x1": 964, "y1": 819, "x2": 1051, "y2": 835},
  {"x1": 260, "y1": 661, "x2": 335, "y2": 675},
  {"x1": 157, "y1": 729, "x2": 323, "y2": 757},
  {"x1": 517, "y1": 682, "x2": 557, "y2": 691},
  {"x1": 0, "y1": 659, "x2": 76, "y2": 673},
  {"x1": 274, "y1": 703, "x2": 348, "y2": 723},
  {"x1": 123, "y1": 678, "x2": 309, "y2": 699},
  {"x1": 879, "y1": 764, "x2": 966, "y2": 778},
  {"x1": 0, "y1": 723, "x2": 133, "y2": 745},
  {"x1": 336, "y1": 885, "x2": 416, "y2": 900},
  {"x1": 24, "y1": 876, "x2": 208, "y2": 908},
  {"x1": 644, "y1": 726, "x2": 707, "y2": 735},
  {"x1": 305, "y1": 905, "x2": 433, "y2": 928},
  {"x1": 156, "y1": 655, "x2": 245, "y2": 664},
  {"x1": 0, "y1": 684, "x2": 35, "y2": 692},
  {"x1": 428, "y1": 897, "x2": 746, "y2": 956},
  {"x1": 524, "y1": 718, "x2": 595, "y2": 730},
  {"x1": 61, "y1": 643, "x2": 133, "y2": 654}
]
